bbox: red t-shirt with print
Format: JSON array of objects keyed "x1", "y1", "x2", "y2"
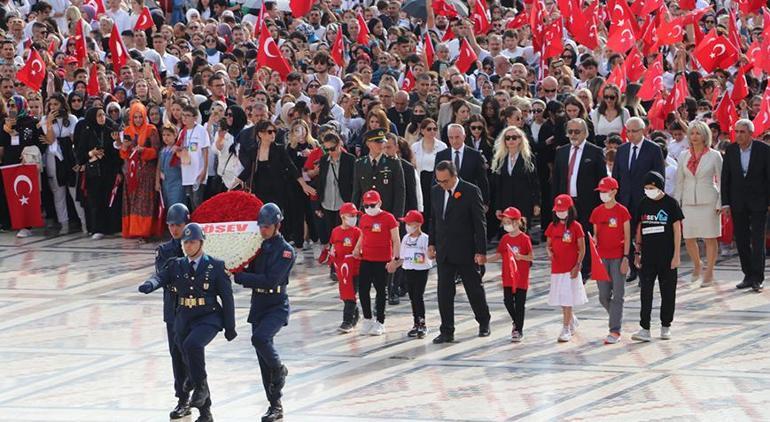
[
  {"x1": 545, "y1": 220, "x2": 585, "y2": 274},
  {"x1": 589, "y1": 203, "x2": 631, "y2": 259},
  {"x1": 359, "y1": 211, "x2": 398, "y2": 262},
  {"x1": 330, "y1": 225, "x2": 362, "y2": 275},
  {"x1": 497, "y1": 232, "x2": 532, "y2": 290}
]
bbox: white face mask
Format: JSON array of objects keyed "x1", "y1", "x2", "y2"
[
  {"x1": 555, "y1": 211, "x2": 569, "y2": 220},
  {"x1": 405, "y1": 224, "x2": 418, "y2": 234},
  {"x1": 503, "y1": 223, "x2": 516, "y2": 233},
  {"x1": 599, "y1": 192, "x2": 613, "y2": 203},
  {"x1": 365, "y1": 206, "x2": 381, "y2": 216},
  {"x1": 644, "y1": 187, "x2": 661, "y2": 199},
  {"x1": 343, "y1": 216, "x2": 357, "y2": 227}
]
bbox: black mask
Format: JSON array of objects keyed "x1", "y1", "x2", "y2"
[{"x1": 411, "y1": 114, "x2": 426, "y2": 124}]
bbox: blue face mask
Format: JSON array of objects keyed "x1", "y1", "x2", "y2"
[{"x1": 206, "y1": 47, "x2": 218, "y2": 55}]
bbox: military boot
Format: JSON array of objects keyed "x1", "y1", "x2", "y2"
[
  {"x1": 261, "y1": 401, "x2": 284, "y2": 422},
  {"x1": 189, "y1": 379, "x2": 210, "y2": 408},
  {"x1": 169, "y1": 398, "x2": 191, "y2": 419},
  {"x1": 195, "y1": 405, "x2": 214, "y2": 422}
]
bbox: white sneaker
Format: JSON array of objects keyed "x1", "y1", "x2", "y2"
[
  {"x1": 91, "y1": 233, "x2": 104, "y2": 240},
  {"x1": 370, "y1": 321, "x2": 385, "y2": 336},
  {"x1": 660, "y1": 326, "x2": 672, "y2": 340},
  {"x1": 570, "y1": 314, "x2": 580, "y2": 332},
  {"x1": 58, "y1": 223, "x2": 69, "y2": 235},
  {"x1": 604, "y1": 333, "x2": 621, "y2": 344},
  {"x1": 557, "y1": 326, "x2": 572, "y2": 342},
  {"x1": 359, "y1": 319, "x2": 373, "y2": 335},
  {"x1": 631, "y1": 329, "x2": 652, "y2": 342},
  {"x1": 16, "y1": 229, "x2": 31, "y2": 238}
]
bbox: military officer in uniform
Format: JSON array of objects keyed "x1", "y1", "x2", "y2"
[
  {"x1": 352, "y1": 129, "x2": 406, "y2": 219},
  {"x1": 233, "y1": 203, "x2": 295, "y2": 422},
  {"x1": 139, "y1": 223, "x2": 237, "y2": 422},
  {"x1": 139, "y1": 203, "x2": 192, "y2": 419}
]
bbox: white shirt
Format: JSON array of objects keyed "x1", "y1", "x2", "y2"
[
  {"x1": 107, "y1": 8, "x2": 132, "y2": 33},
  {"x1": 400, "y1": 232, "x2": 432, "y2": 270},
  {"x1": 411, "y1": 138, "x2": 447, "y2": 172},
  {"x1": 567, "y1": 141, "x2": 585, "y2": 197},
  {"x1": 590, "y1": 108, "x2": 631, "y2": 137},
  {"x1": 450, "y1": 146, "x2": 465, "y2": 171},
  {"x1": 530, "y1": 121, "x2": 543, "y2": 143},
  {"x1": 443, "y1": 177, "x2": 460, "y2": 217},
  {"x1": 665, "y1": 155, "x2": 678, "y2": 196},
  {"x1": 160, "y1": 51, "x2": 180, "y2": 76},
  {"x1": 507, "y1": 153, "x2": 519, "y2": 174},
  {"x1": 180, "y1": 124, "x2": 211, "y2": 186},
  {"x1": 668, "y1": 137, "x2": 689, "y2": 161}
]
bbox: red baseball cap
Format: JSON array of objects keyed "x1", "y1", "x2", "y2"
[
  {"x1": 362, "y1": 190, "x2": 381, "y2": 205},
  {"x1": 553, "y1": 194, "x2": 574, "y2": 212},
  {"x1": 498, "y1": 207, "x2": 522, "y2": 220},
  {"x1": 338, "y1": 202, "x2": 359, "y2": 215},
  {"x1": 64, "y1": 56, "x2": 78, "y2": 65},
  {"x1": 399, "y1": 210, "x2": 424, "y2": 224},
  {"x1": 595, "y1": 177, "x2": 619, "y2": 192}
]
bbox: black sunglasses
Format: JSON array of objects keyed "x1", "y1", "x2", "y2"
[
  {"x1": 363, "y1": 204, "x2": 378, "y2": 209},
  {"x1": 263, "y1": 129, "x2": 276, "y2": 134},
  {"x1": 544, "y1": 88, "x2": 557, "y2": 93},
  {"x1": 504, "y1": 135, "x2": 521, "y2": 141},
  {"x1": 470, "y1": 125, "x2": 484, "y2": 130}
]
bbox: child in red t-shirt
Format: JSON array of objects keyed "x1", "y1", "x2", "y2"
[
  {"x1": 546, "y1": 194, "x2": 588, "y2": 343},
  {"x1": 329, "y1": 202, "x2": 362, "y2": 334},
  {"x1": 590, "y1": 177, "x2": 631, "y2": 344},
  {"x1": 352, "y1": 190, "x2": 400, "y2": 336},
  {"x1": 487, "y1": 207, "x2": 533, "y2": 343}
]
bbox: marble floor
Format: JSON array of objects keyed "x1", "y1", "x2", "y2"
[{"x1": 1, "y1": 230, "x2": 769, "y2": 422}]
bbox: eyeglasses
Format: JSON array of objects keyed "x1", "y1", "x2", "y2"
[
  {"x1": 71, "y1": 98, "x2": 82, "y2": 103},
  {"x1": 263, "y1": 129, "x2": 276, "y2": 134},
  {"x1": 532, "y1": 108, "x2": 544, "y2": 113},
  {"x1": 225, "y1": 113, "x2": 233, "y2": 117},
  {"x1": 504, "y1": 135, "x2": 521, "y2": 141},
  {"x1": 323, "y1": 145, "x2": 338, "y2": 152},
  {"x1": 705, "y1": 19, "x2": 715, "y2": 24},
  {"x1": 470, "y1": 125, "x2": 484, "y2": 131},
  {"x1": 604, "y1": 95, "x2": 616, "y2": 100},
  {"x1": 567, "y1": 129, "x2": 583, "y2": 135},
  {"x1": 544, "y1": 88, "x2": 556, "y2": 93},
  {"x1": 512, "y1": 86, "x2": 524, "y2": 91},
  {"x1": 425, "y1": 126, "x2": 438, "y2": 132},
  {"x1": 363, "y1": 204, "x2": 378, "y2": 209}
]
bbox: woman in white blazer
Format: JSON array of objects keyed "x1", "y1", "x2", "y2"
[{"x1": 674, "y1": 121, "x2": 723, "y2": 287}]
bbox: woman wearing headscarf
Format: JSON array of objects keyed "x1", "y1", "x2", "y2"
[
  {"x1": 0, "y1": 96, "x2": 44, "y2": 237},
  {"x1": 76, "y1": 108, "x2": 123, "y2": 239},
  {"x1": 120, "y1": 102, "x2": 162, "y2": 240},
  {"x1": 68, "y1": 92, "x2": 86, "y2": 119}
]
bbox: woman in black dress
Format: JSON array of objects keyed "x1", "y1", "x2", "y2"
[{"x1": 491, "y1": 126, "x2": 540, "y2": 235}]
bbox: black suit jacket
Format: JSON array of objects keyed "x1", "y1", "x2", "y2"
[
  {"x1": 612, "y1": 139, "x2": 665, "y2": 214},
  {"x1": 552, "y1": 141, "x2": 606, "y2": 220},
  {"x1": 401, "y1": 158, "x2": 419, "y2": 212},
  {"x1": 429, "y1": 179, "x2": 487, "y2": 264},
  {"x1": 435, "y1": 146, "x2": 490, "y2": 204},
  {"x1": 721, "y1": 140, "x2": 770, "y2": 212},
  {"x1": 315, "y1": 151, "x2": 355, "y2": 206},
  {"x1": 465, "y1": 136, "x2": 494, "y2": 165},
  {"x1": 493, "y1": 154, "x2": 541, "y2": 216}
]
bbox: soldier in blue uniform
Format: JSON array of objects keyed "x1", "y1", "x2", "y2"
[
  {"x1": 234, "y1": 203, "x2": 295, "y2": 422},
  {"x1": 139, "y1": 203, "x2": 192, "y2": 419},
  {"x1": 139, "y1": 222, "x2": 237, "y2": 422}
]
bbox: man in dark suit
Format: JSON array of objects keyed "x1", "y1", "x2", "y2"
[
  {"x1": 428, "y1": 161, "x2": 491, "y2": 343},
  {"x1": 315, "y1": 133, "x2": 356, "y2": 262},
  {"x1": 352, "y1": 129, "x2": 406, "y2": 218},
  {"x1": 612, "y1": 117, "x2": 665, "y2": 282},
  {"x1": 435, "y1": 124, "x2": 489, "y2": 206},
  {"x1": 722, "y1": 119, "x2": 770, "y2": 292},
  {"x1": 552, "y1": 118, "x2": 606, "y2": 279}
]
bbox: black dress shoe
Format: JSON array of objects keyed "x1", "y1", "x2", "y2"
[
  {"x1": 388, "y1": 295, "x2": 400, "y2": 305},
  {"x1": 432, "y1": 333, "x2": 454, "y2": 344},
  {"x1": 169, "y1": 398, "x2": 191, "y2": 419},
  {"x1": 189, "y1": 380, "x2": 210, "y2": 408},
  {"x1": 478, "y1": 325, "x2": 491, "y2": 337},
  {"x1": 736, "y1": 279, "x2": 753, "y2": 289},
  {"x1": 195, "y1": 407, "x2": 214, "y2": 422},
  {"x1": 626, "y1": 268, "x2": 638, "y2": 283},
  {"x1": 752, "y1": 281, "x2": 764, "y2": 292},
  {"x1": 261, "y1": 402, "x2": 284, "y2": 422}
]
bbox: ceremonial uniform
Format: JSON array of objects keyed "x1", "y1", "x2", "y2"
[{"x1": 351, "y1": 130, "x2": 406, "y2": 218}]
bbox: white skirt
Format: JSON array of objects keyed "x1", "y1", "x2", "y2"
[{"x1": 548, "y1": 273, "x2": 588, "y2": 307}]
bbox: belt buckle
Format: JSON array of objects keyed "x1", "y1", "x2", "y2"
[{"x1": 183, "y1": 298, "x2": 195, "y2": 308}]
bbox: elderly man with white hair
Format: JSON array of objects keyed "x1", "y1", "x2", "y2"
[
  {"x1": 612, "y1": 117, "x2": 665, "y2": 282},
  {"x1": 722, "y1": 119, "x2": 770, "y2": 292}
]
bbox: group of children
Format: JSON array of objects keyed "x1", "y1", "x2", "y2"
[{"x1": 327, "y1": 170, "x2": 683, "y2": 344}]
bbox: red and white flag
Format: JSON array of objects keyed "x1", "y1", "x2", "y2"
[
  {"x1": 85, "y1": 0, "x2": 106, "y2": 16},
  {"x1": 73, "y1": 21, "x2": 88, "y2": 66},
  {"x1": 693, "y1": 29, "x2": 739, "y2": 73},
  {"x1": 638, "y1": 55, "x2": 663, "y2": 101},
  {"x1": 571, "y1": 2, "x2": 599, "y2": 50},
  {"x1": 588, "y1": 234, "x2": 609, "y2": 281},
  {"x1": 530, "y1": 0, "x2": 546, "y2": 52},
  {"x1": 506, "y1": 10, "x2": 528, "y2": 30},
  {"x1": 87, "y1": 63, "x2": 100, "y2": 96},
  {"x1": 424, "y1": 33, "x2": 435, "y2": 69},
  {"x1": 356, "y1": 13, "x2": 369, "y2": 45},
  {"x1": 402, "y1": 68, "x2": 416, "y2": 92},
  {"x1": 331, "y1": 26, "x2": 345, "y2": 68},
  {"x1": 605, "y1": 63, "x2": 627, "y2": 94},
  {"x1": 714, "y1": 93, "x2": 738, "y2": 140},
  {"x1": 471, "y1": 0, "x2": 490, "y2": 34},
  {"x1": 256, "y1": 20, "x2": 292, "y2": 80},
  {"x1": 133, "y1": 7, "x2": 153, "y2": 31},
  {"x1": 455, "y1": 38, "x2": 477, "y2": 74},
  {"x1": 506, "y1": 244, "x2": 519, "y2": 281},
  {"x1": 289, "y1": 0, "x2": 313, "y2": 17},
  {"x1": 16, "y1": 49, "x2": 46, "y2": 91},
  {"x1": 541, "y1": 20, "x2": 563, "y2": 61},
  {"x1": 109, "y1": 23, "x2": 128, "y2": 73},
  {"x1": 624, "y1": 47, "x2": 646, "y2": 82},
  {"x1": 752, "y1": 86, "x2": 770, "y2": 137},
  {"x1": 0, "y1": 164, "x2": 44, "y2": 230}
]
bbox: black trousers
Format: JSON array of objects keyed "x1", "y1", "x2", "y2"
[
  {"x1": 359, "y1": 260, "x2": 388, "y2": 323},
  {"x1": 405, "y1": 269, "x2": 429, "y2": 322},
  {"x1": 503, "y1": 287, "x2": 528, "y2": 334},
  {"x1": 639, "y1": 263, "x2": 677, "y2": 330},
  {"x1": 166, "y1": 322, "x2": 189, "y2": 399},
  {"x1": 419, "y1": 171, "x2": 433, "y2": 233},
  {"x1": 318, "y1": 207, "x2": 341, "y2": 245},
  {"x1": 732, "y1": 209, "x2": 767, "y2": 283},
  {"x1": 436, "y1": 262, "x2": 491, "y2": 336},
  {"x1": 86, "y1": 175, "x2": 110, "y2": 234}
]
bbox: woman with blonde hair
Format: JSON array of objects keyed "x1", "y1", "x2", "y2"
[
  {"x1": 492, "y1": 126, "x2": 541, "y2": 233},
  {"x1": 674, "y1": 120, "x2": 723, "y2": 287},
  {"x1": 286, "y1": 119, "x2": 321, "y2": 249}
]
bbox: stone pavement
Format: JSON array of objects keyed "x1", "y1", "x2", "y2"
[{"x1": 1, "y1": 231, "x2": 768, "y2": 421}]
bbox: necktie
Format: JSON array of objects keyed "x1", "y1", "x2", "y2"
[
  {"x1": 371, "y1": 158, "x2": 377, "y2": 168},
  {"x1": 454, "y1": 150, "x2": 461, "y2": 170},
  {"x1": 630, "y1": 145, "x2": 638, "y2": 171},
  {"x1": 567, "y1": 146, "x2": 579, "y2": 187},
  {"x1": 189, "y1": 261, "x2": 196, "y2": 277},
  {"x1": 443, "y1": 189, "x2": 452, "y2": 219}
]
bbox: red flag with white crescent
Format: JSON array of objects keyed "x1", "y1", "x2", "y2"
[
  {"x1": 752, "y1": 86, "x2": 770, "y2": 137},
  {"x1": 638, "y1": 56, "x2": 663, "y2": 101},
  {"x1": 0, "y1": 164, "x2": 44, "y2": 230},
  {"x1": 16, "y1": 48, "x2": 46, "y2": 91},
  {"x1": 424, "y1": 33, "x2": 435, "y2": 69},
  {"x1": 624, "y1": 47, "x2": 646, "y2": 83},
  {"x1": 471, "y1": 0, "x2": 490, "y2": 34},
  {"x1": 256, "y1": 20, "x2": 292, "y2": 80},
  {"x1": 133, "y1": 7, "x2": 154, "y2": 31},
  {"x1": 289, "y1": 0, "x2": 313, "y2": 18},
  {"x1": 693, "y1": 29, "x2": 739, "y2": 73},
  {"x1": 331, "y1": 26, "x2": 345, "y2": 68},
  {"x1": 506, "y1": 10, "x2": 528, "y2": 30},
  {"x1": 714, "y1": 93, "x2": 738, "y2": 141},
  {"x1": 74, "y1": 21, "x2": 88, "y2": 66},
  {"x1": 455, "y1": 38, "x2": 477, "y2": 74},
  {"x1": 109, "y1": 23, "x2": 128, "y2": 73},
  {"x1": 401, "y1": 68, "x2": 415, "y2": 92},
  {"x1": 356, "y1": 13, "x2": 369, "y2": 45},
  {"x1": 87, "y1": 63, "x2": 100, "y2": 96}
]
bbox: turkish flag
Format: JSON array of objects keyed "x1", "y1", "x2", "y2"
[
  {"x1": 455, "y1": 38, "x2": 477, "y2": 74},
  {"x1": 471, "y1": 0, "x2": 490, "y2": 34},
  {"x1": 402, "y1": 68, "x2": 416, "y2": 92},
  {"x1": 530, "y1": 0, "x2": 545, "y2": 53},
  {"x1": 607, "y1": 20, "x2": 636, "y2": 53},
  {"x1": 333, "y1": 255, "x2": 359, "y2": 301},
  {"x1": 640, "y1": 14, "x2": 660, "y2": 56},
  {"x1": 109, "y1": 24, "x2": 128, "y2": 73},
  {"x1": 47, "y1": 38, "x2": 57, "y2": 56},
  {"x1": 133, "y1": 7, "x2": 153, "y2": 31},
  {"x1": 289, "y1": 0, "x2": 313, "y2": 17},
  {"x1": 254, "y1": 0, "x2": 265, "y2": 40},
  {"x1": 624, "y1": 47, "x2": 646, "y2": 82},
  {"x1": 506, "y1": 244, "x2": 519, "y2": 281},
  {"x1": 737, "y1": 0, "x2": 764, "y2": 15},
  {"x1": 556, "y1": 0, "x2": 578, "y2": 32},
  {"x1": 86, "y1": 0, "x2": 106, "y2": 16},
  {"x1": 442, "y1": 25, "x2": 455, "y2": 42},
  {"x1": 87, "y1": 63, "x2": 100, "y2": 96},
  {"x1": 73, "y1": 21, "x2": 88, "y2": 66},
  {"x1": 331, "y1": 27, "x2": 345, "y2": 68},
  {"x1": 759, "y1": 10, "x2": 770, "y2": 74},
  {"x1": 638, "y1": 55, "x2": 663, "y2": 101},
  {"x1": 588, "y1": 234, "x2": 610, "y2": 282},
  {"x1": 1, "y1": 164, "x2": 44, "y2": 230},
  {"x1": 662, "y1": 76, "x2": 689, "y2": 118},
  {"x1": 356, "y1": 13, "x2": 369, "y2": 45},
  {"x1": 605, "y1": 63, "x2": 627, "y2": 94},
  {"x1": 753, "y1": 86, "x2": 770, "y2": 137},
  {"x1": 506, "y1": 10, "x2": 528, "y2": 30},
  {"x1": 541, "y1": 20, "x2": 563, "y2": 60},
  {"x1": 571, "y1": 2, "x2": 599, "y2": 50},
  {"x1": 656, "y1": 17, "x2": 685, "y2": 47},
  {"x1": 424, "y1": 33, "x2": 435, "y2": 69},
  {"x1": 732, "y1": 66, "x2": 749, "y2": 103},
  {"x1": 16, "y1": 49, "x2": 46, "y2": 91},
  {"x1": 714, "y1": 94, "x2": 738, "y2": 138},
  {"x1": 608, "y1": 0, "x2": 639, "y2": 37},
  {"x1": 641, "y1": 0, "x2": 663, "y2": 15},
  {"x1": 679, "y1": 0, "x2": 696, "y2": 10},
  {"x1": 257, "y1": 21, "x2": 292, "y2": 80},
  {"x1": 727, "y1": 9, "x2": 742, "y2": 51},
  {"x1": 433, "y1": 0, "x2": 459, "y2": 18},
  {"x1": 647, "y1": 94, "x2": 667, "y2": 130},
  {"x1": 693, "y1": 29, "x2": 739, "y2": 73}
]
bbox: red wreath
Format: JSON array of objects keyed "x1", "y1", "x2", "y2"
[{"x1": 191, "y1": 191, "x2": 264, "y2": 272}]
